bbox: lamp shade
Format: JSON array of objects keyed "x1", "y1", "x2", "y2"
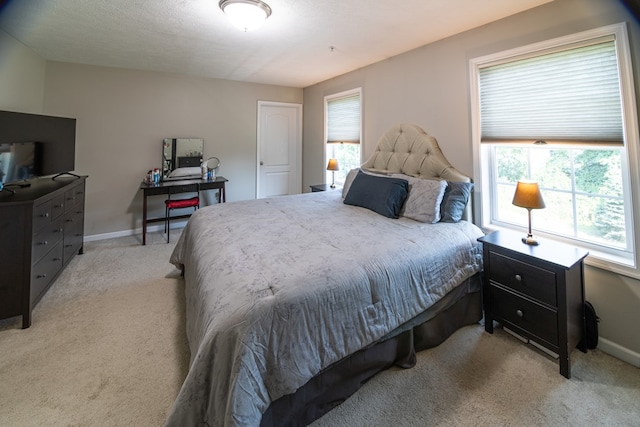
[
  {"x1": 512, "y1": 180, "x2": 546, "y2": 209},
  {"x1": 219, "y1": 0, "x2": 272, "y2": 32},
  {"x1": 326, "y1": 158, "x2": 339, "y2": 171}
]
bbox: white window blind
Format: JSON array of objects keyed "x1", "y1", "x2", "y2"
[
  {"x1": 479, "y1": 39, "x2": 624, "y2": 145},
  {"x1": 327, "y1": 93, "x2": 361, "y2": 143}
]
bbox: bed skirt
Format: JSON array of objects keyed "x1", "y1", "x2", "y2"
[{"x1": 260, "y1": 272, "x2": 483, "y2": 427}]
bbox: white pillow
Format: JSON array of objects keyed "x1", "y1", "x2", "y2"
[
  {"x1": 391, "y1": 174, "x2": 448, "y2": 223},
  {"x1": 168, "y1": 167, "x2": 201, "y2": 178},
  {"x1": 342, "y1": 168, "x2": 360, "y2": 198}
]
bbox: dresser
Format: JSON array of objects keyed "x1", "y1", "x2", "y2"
[
  {"x1": 0, "y1": 176, "x2": 87, "y2": 328},
  {"x1": 478, "y1": 230, "x2": 589, "y2": 378}
]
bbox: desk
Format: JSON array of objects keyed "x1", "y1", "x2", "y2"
[{"x1": 139, "y1": 176, "x2": 227, "y2": 245}]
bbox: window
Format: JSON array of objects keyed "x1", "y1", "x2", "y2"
[
  {"x1": 325, "y1": 88, "x2": 362, "y2": 185},
  {"x1": 470, "y1": 23, "x2": 640, "y2": 274}
]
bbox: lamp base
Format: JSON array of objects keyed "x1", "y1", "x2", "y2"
[{"x1": 522, "y1": 235, "x2": 540, "y2": 246}]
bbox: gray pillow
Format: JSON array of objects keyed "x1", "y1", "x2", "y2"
[
  {"x1": 391, "y1": 174, "x2": 447, "y2": 223},
  {"x1": 440, "y1": 181, "x2": 473, "y2": 222},
  {"x1": 343, "y1": 171, "x2": 409, "y2": 218}
]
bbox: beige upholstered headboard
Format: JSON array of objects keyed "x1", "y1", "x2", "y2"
[{"x1": 361, "y1": 123, "x2": 473, "y2": 221}]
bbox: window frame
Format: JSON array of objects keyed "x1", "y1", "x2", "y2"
[
  {"x1": 324, "y1": 88, "x2": 363, "y2": 186},
  {"x1": 469, "y1": 22, "x2": 640, "y2": 278}
]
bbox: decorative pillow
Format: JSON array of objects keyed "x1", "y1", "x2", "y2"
[
  {"x1": 342, "y1": 168, "x2": 387, "y2": 198},
  {"x1": 440, "y1": 181, "x2": 474, "y2": 223},
  {"x1": 343, "y1": 171, "x2": 409, "y2": 219},
  {"x1": 390, "y1": 174, "x2": 448, "y2": 223},
  {"x1": 342, "y1": 168, "x2": 361, "y2": 198}
]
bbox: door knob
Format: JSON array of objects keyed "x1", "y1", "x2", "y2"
[{"x1": 260, "y1": 161, "x2": 264, "y2": 166}]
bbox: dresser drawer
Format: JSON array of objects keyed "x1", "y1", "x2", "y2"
[
  {"x1": 489, "y1": 284, "x2": 558, "y2": 346},
  {"x1": 31, "y1": 241, "x2": 63, "y2": 303},
  {"x1": 63, "y1": 205, "x2": 84, "y2": 262},
  {"x1": 51, "y1": 194, "x2": 66, "y2": 220},
  {"x1": 32, "y1": 200, "x2": 53, "y2": 232},
  {"x1": 32, "y1": 218, "x2": 64, "y2": 264},
  {"x1": 64, "y1": 185, "x2": 85, "y2": 212},
  {"x1": 489, "y1": 251, "x2": 557, "y2": 306}
]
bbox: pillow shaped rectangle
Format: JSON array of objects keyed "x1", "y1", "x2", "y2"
[
  {"x1": 390, "y1": 174, "x2": 448, "y2": 223},
  {"x1": 343, "y1": 171, "x2": 409, "y2": 218}
]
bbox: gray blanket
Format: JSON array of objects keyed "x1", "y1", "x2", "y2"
[{"x1": 166, "y1": 190, "x2": 484, "y2": 426}]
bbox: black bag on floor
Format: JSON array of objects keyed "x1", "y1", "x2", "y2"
[{"x1": 580, "y1": 301, "x2": 599, "y2": 350}]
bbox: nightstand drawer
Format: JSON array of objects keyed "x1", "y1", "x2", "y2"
[
  {"x1": 490, "y1": 284, "x2": 558, "y2": 346},
  {"x1": 489, "y1": 251, "x2": 557, "y2": 306}
]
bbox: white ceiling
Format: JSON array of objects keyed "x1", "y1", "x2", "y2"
[{"x1": 0, "y1": 0, "x2": 553, "y2": 88}]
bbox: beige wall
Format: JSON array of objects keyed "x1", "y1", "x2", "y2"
[
  {"x1": 0, "y1": 30, "x2": 46, "y2": 113},
  {"x1": 41, "y1": 62, "x2": 302, "y2": 237},
  {"x1": 303, "y1": 0, "x2": 640, "y2": 363}
]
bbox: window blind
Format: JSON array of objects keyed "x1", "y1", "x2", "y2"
[
  {"x1": 479, "y1": 39, "x2": 623, "y2": 145},
  {"x1": 327, "y1": 93, "x2": 361, "y2": 144}
]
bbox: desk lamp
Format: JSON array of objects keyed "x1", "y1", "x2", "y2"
[
  {"x1": 327, "y1": 158, "x2": 339, "y2": 188},
  {"x1": 512, "y1": 180, "x2": 546, "y2": 245}
]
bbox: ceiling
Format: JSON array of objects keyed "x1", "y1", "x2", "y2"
[{"x1": 0, "y1": 0, "x2": 554, "y2": 88}]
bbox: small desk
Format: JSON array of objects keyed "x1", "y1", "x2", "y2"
[{"x1": 139, "y1": 176, "x2": 227, "y2": 245}]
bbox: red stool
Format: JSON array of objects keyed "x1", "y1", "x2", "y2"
[{"x1": 164, "y1": 196, "x2": 199, "y2": 243}]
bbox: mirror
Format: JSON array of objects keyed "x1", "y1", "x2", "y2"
[
  {"x1": 203, "y1": 157, "x2": 221, "y2": 179},
  {"x1": 162, "y1": 138, "x2": 204, "y2": 180}
]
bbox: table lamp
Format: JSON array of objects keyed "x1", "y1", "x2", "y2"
[
  {"x1": 327, "y1": 158, "x2": 339, "y2": 188},
  {"x1": 512, "y1": 180, "x2": 546, "y2": 245}
]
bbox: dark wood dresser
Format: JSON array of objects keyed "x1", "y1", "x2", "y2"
[
  {"x1": 0, "y1": 175, "x2": 87, "y2": 328},
  {"x1": 478, "y1": 230, "x2": 589, "y2": 378}
]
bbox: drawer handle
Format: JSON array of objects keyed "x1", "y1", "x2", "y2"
[
  {"x1": 53, "y1": 257, "x2": 61, "y2": 261},
  {"x1": 39, "y1": 240, "x2": 48, "y2": 246},
  {"x1": 56, "y1": 228, "x2": 63, "y2": 233},
  {"x1": 55, "y1": 204, "x2": 64, "y2": 208},
  {"x1": 516, "y1": 309, "x2": 524, "y2": 318},
  {"x1": 37, "y1": 273, "x2": 47, "y2": 279},
  {"x1": 41, "y1": 212, "x2": 49, "y2": 218},
  {"x1": 514, "y1": 274, "x2": 522, "y2": 282}
]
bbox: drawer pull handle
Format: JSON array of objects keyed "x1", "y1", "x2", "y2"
[
  {"x1": 41, "y1": 212, "x2": 49, "y2": 218},
  {"x1": 53, "y1": 257, "x2": 61, "y2": 261},
  {"x1": 39, "y1": 240, "x2": 48, "y2": 246},
  {"x1": 57, "y1": 228, "x2": 63, "y2": 232},
  {"x1": 515, "y1": 274, "x2": 522, "y2": 282},
  {"x1": 516, "y1": 309, "x2": 524, "y2": 318},
  {"x1": 37, "y1": 273, "x2": 47, "y2": 279}
]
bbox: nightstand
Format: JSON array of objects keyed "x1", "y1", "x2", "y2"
[
  {"x1": 310, "y1": 184, "x2": 340, "y2": 192},
  {"x1": 478, "y1": 230, "x2": 589, "y2": 379}
]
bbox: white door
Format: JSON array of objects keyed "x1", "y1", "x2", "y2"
[{"x1": 257, "y1": 101, "x2": 302, "y2": 198}]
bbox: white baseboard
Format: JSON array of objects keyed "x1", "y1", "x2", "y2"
[
  {"x1": 597, "y1": 337, "x2": 640, "y2": 368},
  {"x1": 84, "y1": 221, "x2": 188, "y2": 242}
]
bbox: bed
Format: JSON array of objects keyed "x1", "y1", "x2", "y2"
[{"x1": 165, "y1": 124, "x2": 484, "y2": 427}]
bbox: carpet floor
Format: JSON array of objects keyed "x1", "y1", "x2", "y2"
[{"x1": 0, "y1": 232, "x2": 638, "y2": 426}]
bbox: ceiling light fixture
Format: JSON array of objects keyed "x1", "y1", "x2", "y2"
[{"x1": 219, "y1": 0, "x2": 272, "y2": 32}]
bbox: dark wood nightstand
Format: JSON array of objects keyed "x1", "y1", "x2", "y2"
[
  {"x1": 478, "y1": 230, "x2": 589, "y2": 378},
  {"x1": 310, "y1": 184, "x2": 340, "y2": 192}
]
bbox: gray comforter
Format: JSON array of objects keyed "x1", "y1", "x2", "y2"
[{"x1": 166, "y1": 190, "x2": 484, "y2": 426}]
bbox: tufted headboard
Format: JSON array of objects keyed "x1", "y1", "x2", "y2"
[{"x1": 361, "y1": 123, "x2": 473, "y2": 221}]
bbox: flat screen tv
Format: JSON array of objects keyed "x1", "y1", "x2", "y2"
[{"x1": 0, "y1": 110, "x2": 76, "y2": 177}]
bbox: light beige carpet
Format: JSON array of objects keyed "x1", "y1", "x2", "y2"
[{"x1": 0, "y1": 231, "x2": 638, "y2": 427}]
